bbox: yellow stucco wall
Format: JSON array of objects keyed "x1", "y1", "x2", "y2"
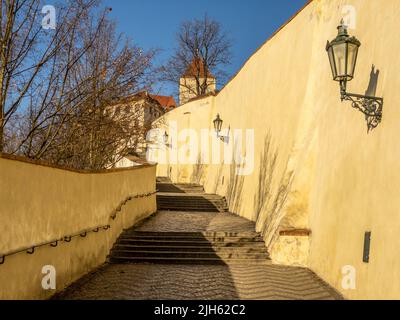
[
  {"x1": 0, "y1": 156, "x2": 156, "y2": 300},
  {"x1": 156, "y1": 0, "x2": 400, "y2": 299}
]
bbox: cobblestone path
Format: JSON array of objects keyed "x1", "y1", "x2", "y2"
[
  {"x1": 54, "y1": 183, "x2": 342, "y2": 300},
  {"x1": 53, "y1": 263, "x2": 341, "y2": 300}
]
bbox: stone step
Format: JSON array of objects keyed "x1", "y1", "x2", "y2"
[
  {"x1": 156, "y1": 183, "x2": 205, "y2": 194},
  {"x1": 156, "y1": 201, "x2": 226, "y2": 206},
  {"x1": 117, "y1": 239, "x2": 266, "y2": 247},
  {"x1": 156, "y1": 201, "x2": 224, "y2": 207},
  {"x1": 108, "y1": 256, "x2": 272, "y2": 265},
  {"x1": 156, "y1": 193, "x2": 228, "y2": 213},
  {"x1": 156, "y1": 197, "x2": 226, "y2": 202},
  {"x1": 110, "y1": 250, "x2": 270, "y2": 260},
  {"x1": 156, "y1": 177, "x2": 172, "y2": 183},
  {"x1": 156, "y1": 202, "x2": 226, "y2": 207},
  {"x1": 157, "y1": 194, "x2": 226, "y2": 199},
  {"x1": 108, "y1": 181, "x2": 269, "y2": 266},
  {"x1": 157, "y1": 204, "x2": 227, "y2": 213},
  {"x1": 157, "y1": 193, "x2": 223, "y2": 198},
  {"x1": 122, "y1": 231, "x2": 261, "y2": 237},
  {"x1": 119, "y1": 235, "x2": 263, "y2": 243},
  {"x1": 112, "y1": 244, "x2": 269, "y2": 254},
  {"x1": 109, "y1": 250, "x2": 270, "y2": 259},
  {"x1": 157, "y1": 199, "x2": 224, "y2": 202},
  {"x1": 156, "y1": 207, "x2": 226, "y2": 211},
  {"x1": 157, "y1": 207, "x2": 223, "y2": 213}
]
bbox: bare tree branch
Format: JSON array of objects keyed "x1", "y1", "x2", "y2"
[{"x1": 160, "y1": 14, "x2": 232, "y2": 103}]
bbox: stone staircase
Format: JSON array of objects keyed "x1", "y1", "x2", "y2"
[
  {"x1": 156, "y1": 181, "x2": 228, "y2": 212},
  {"x1": 108, "y1": 180, "x2": 270, "y2": 265},
  {"x1": 157, "y1": 194, "x2": 229, "y2": 212},
  {"x1": 156, "y1": 182, "x2": 205, "y2": 194},
  {"x1": 109, "y1": 231, "x2": 270, "y2": 265}
]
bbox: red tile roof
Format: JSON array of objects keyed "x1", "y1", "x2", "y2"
[
  {"x1": 150, "y1": 95, "x2": 177, "y2": 111},
  {"x1": 182, "y1": 58, "x2": 215, "y2": 79}
]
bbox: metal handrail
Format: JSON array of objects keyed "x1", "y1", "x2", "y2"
[{"x1": 0, "y1": 191, "x2": 157, "y2": 265}]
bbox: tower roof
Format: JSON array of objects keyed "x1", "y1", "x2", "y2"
[{"x1": 182, "y1": 58, "x2": 215, "y2": 79}]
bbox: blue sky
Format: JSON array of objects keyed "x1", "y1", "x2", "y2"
[{"x1": 103, "y1": 0, "x2": 307, "y2": 96}]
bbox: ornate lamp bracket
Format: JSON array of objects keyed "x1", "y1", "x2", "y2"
[{"x1": 340, "y1": 81, "x2": 383, "y2": 133}]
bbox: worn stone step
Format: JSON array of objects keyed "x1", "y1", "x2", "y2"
[
  {"x1": 157, "y1": 194, "x2": 224, "y2": 198},
  {"x1": 123, "y1": 231, "x2": 261, "y2": 237},
  {"x1": 157, "y1": 201, "x2": 225, "y2": 204},
  {"x1": 119, "y1": 238, "x2": 263, "y2": 245},
  {"x1": 157, "y1": 208, "x2": 223, "y2": 213},
  {"x1": 108, "y1": 256, "x2": 272, "y2": 265},
  {"x1": 156, "y1": 196, "x2": 222, "y2": 200},
  {"x1": 156, "y1": 201, "x2": 224, "y2": 204},
  {"x1": 157, "y1": 197, "x2": 227, "y2": 203},
  {"x1": 117, "y1": 239, "x2": 266, "y2": 247},
  {"x1": 155, "y1": 207, "x2": 226, "y2": 212},
  {"x1": 110, "y1": 248, "x2": 270, "y2": 258},
  {"x1": 156, "y1": 202, "x2": 224, "y2": 207},
  {"x1": 157, "y1": 205, "x2": 227, "y2": 210},
  {"x1": 156, "y1": 177, "x2": 172, "y2": 183},
  {"x1": 156, "y1": 202, "x2": 226, "y2": 208},
  {"x1": 112, "y1": 244, "x2": 269, "y2": 253},
  {"x1": 119, "y1": 235, "x2": 264, "y2": 243},
  {"x1": 108, "y1": 181, "x2": 270, "y2": 267},
  {"x1": 156, "y1": 194, "x2": 228, "y2": 212},
  {"x1": 157, "y1": 196, "x2": 225, "y2": 200},
  {"x1": 156, "y1": 183, "x2": 205, "y2": 194},
  {"x1": 156, "y1": 201, "x2": 226, "y2": 206},
  {"x1": 156, "y1": 201, "x2": 225, "y2": 206}
]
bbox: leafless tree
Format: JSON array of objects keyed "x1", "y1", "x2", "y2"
[
  {"x1": 1, "y1": 0, "x2": 156, "y2": 169},
  {"x1": 161, "y1": 15, "x2": 232, "y2": 101},
  {"x1": 1, "y1": 0, "x2": 94, "y2": 152}
]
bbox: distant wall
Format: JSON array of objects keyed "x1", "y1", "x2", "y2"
[
  {"x1": 155, "y1": 0, "x2": 400, "y2": 299},
  {"x1": 0, "y1": 155, "x2": 156, "y2": 300},
  {"x1": 179, "y1": 77, "x2": 217, "y2": 105}
]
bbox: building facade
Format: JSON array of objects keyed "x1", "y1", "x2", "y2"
[{"x1": 108, "y1": 91, "x2": 167, "y2": 167}]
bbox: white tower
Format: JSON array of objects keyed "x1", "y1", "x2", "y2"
[{"x1": 179, "y1": 58, "x2": 216, "y2": 105}]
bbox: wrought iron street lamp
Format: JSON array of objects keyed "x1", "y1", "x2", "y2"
[
  {"x1": 163, "y1": 130, "x2": 172, "y2": 148},
  {"x1": 163, "y1": 131, "x2": 169, "y2": 145},
  {"x1": 326, "y1": 20, "x2": 383, "y2": 132},
  {"x1": 213, "y1": 114, "x2": 223, "y2": 136},
  {"x1": 213, "y1": 114, "x2": 229, "y2": 143}
]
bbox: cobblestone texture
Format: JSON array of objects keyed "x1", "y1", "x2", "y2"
[
  {"x1": 54, "y1": 210, "x2": 342, "y2": 300},
  {"x1": 54, "y1": 263, "x2": 342, "y2": 300},
  {"x1": 134, "y1": 211, "x2": 257, "y2": 233}
]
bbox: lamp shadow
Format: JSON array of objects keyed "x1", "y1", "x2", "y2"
[
  {"x1": 365, "y1": 64, "x2": 380, "y2": 97},
  {"x1": 364, "y1": 64, "x2": 384, "y2": 133}
]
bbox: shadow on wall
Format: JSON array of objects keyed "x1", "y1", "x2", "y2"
[
  {"x1": 226, "y1": 158, "x2": 245, "y2": 215},
  {"x1": 207, "y1": 141, "x2": 246, "y2": 213},
  {"x1": 365, "y1": 65, "x2": 380, "y2": 97},
  {"x1": 191, "y1": 154, "x2": 206, "y2": 185},
  {"x1": 253, "y1": 134, "x2": 277, "y2": 222},
  {"x1": 253, "y1": 134, "x2": 295, "y2": 250},
  {"x1": 224, "y1": 138, "x2": 248, "y2": 215},
  {"x1": 212, "y1": 163, "x2": 225, "y2": 195}
]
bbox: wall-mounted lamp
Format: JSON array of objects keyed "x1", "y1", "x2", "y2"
[
  {"x1": 213, "y1": 114, "x2": 228, "y2": 142},
  {"x1": 163, "y1": 131, "x2": 169, "y2": 145},
  {"x1": 163, "y1": 130, "x2": 172, "y2": 148},
  {"x1": 213, "y1": 114, "x2": 223, "y2": 134},
  {"x1": 326, "y1": 20, "x2": 383, "y2": 132}
]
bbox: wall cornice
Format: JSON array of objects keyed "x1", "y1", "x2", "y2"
[{"x1": 0, "y1": 153, "x2": 156, "y2": 174}]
